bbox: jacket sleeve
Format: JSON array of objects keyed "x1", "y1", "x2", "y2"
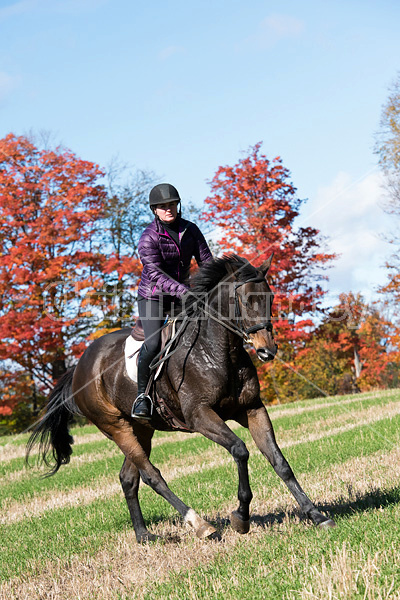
[
  {"x1": 138, "y1": 229, "x2": 188, "y2": 298},
  {"x1": 191, "y1": 223, "x2": 213, "y2": 265}
]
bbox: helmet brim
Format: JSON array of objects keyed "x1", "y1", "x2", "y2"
[{"x1": 150, "y1": 197, "x2": 181, "y2": 207}]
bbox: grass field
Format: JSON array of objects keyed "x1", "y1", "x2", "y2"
[{"x1": 1, "y1": 388, "x2": 400, "y2": 599}]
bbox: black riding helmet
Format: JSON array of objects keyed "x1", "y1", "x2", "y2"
[{"x1": 149, "y1": 183, "x2": 181, "y2": 207}]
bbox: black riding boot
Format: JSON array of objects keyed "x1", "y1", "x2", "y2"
[{"x1": 131, "y1": 344, "x2": 154, "y2": 421}]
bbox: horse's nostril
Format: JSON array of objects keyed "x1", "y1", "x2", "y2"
[{"x1": 256, "y1": 347, "x2": 276, "y2": 362}]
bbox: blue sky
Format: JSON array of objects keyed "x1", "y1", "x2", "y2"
[{"x1": 1, "y1": 0, "x2": 399, "y2": 304}]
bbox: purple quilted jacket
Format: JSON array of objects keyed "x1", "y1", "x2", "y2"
[{"x1": 137, "y1": 217, "x2": 213, "y2": 300}]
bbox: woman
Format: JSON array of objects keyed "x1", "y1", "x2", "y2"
[{"x1": 132, "y1": 183, "x2": 213, "y2": 420}]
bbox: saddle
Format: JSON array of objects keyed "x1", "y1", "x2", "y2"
[
  {"x1": 128, "y1": 318, "x2": 193, "y2": 433},
  {"x1": 131, "y1": 318, "x2": 172, "y2": 348}
]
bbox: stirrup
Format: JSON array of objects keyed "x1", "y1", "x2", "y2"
[{"x1": 131, "y1": 393, "x2": 153, "y2": 421}]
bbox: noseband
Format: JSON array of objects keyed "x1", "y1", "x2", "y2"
[{"x1": 233, "y1": 276, "x2": 273, "y2": 343}]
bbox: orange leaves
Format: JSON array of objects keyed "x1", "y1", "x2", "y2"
[
  {"x1": 0, "y1": 134, "x2": 111, "y2": 416},
  {"x1": 202, "y1": 143, "x2": 397, "y2": 401},
  {"x1": 0, "y1": 134, "x2": 151, "y2": 423},
  {"x1": 203, "y1": 142, "x2": 334, "y2": 346}
]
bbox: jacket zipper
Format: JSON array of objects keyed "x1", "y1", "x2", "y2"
[{"x1": 160, "y1": 225, "x2": 188, "y2": 282}]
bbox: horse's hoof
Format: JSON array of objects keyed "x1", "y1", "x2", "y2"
[
  {"x1": 231, "y1": 510, "x2": 250, "y2": 534},
  {"x1": 137, "y1": 531, "x2": 160, "y2": 544},
  {"x1": 318, "y1": 518, "x2": 336, "y2": 529},
  {"x1": 195, "y1": 523, "x2": 218, "y2": 539}
]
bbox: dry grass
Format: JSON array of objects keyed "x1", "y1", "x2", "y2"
[
  {"x1": 0, "y1": 388, "x2": 395, "y2": 463},
  {"x1": 277, "y1": 399, "x2": 400, "y2": 448},
  {"x1": 0, "y1": 427, "x2": 202, "y2": 465},
  {"x1": 0, "y1": 530, "x2": 226, "y2": 600},
  {"x1": 298, "y1": 542, "x2": 400, "y2": 600},
  {"x1": 2, "y1": 440, "x2": 400, "y2": 600},
  {"x1": 3, "y1": 400, "x2": 400, "y2": 524},
  {"x1": 0, "y1": 432, "x2": 110, "y2": 463},
  {"x1": 269, "y1": 389, "x2": 392, "y2": 420},
  {"x1": 1, "y1": 446, "x2": 226, "y2": 524},
  {"x1": 3, "y1": 448, "x2": 121, "y2": 486}
]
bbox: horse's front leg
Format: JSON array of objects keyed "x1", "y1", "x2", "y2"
[
  {"x1": 188, "y1": 404, "x2": 253, "y2": 534},
  {"x1": 245, "y1": 405, "x2": 335, "y2": 528}
]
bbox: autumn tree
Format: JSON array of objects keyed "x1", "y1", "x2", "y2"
[
  {"x1": 295, "y1": 293, "x2": 398, "y2": 398},
  {"x1": 0, "y1": 133, "x2": 107, "y2": 419},
  {"x1": 92, "y1": 161, "x2": 156, "y2": 333},
  {"x1": 375, "y1": 72, "x2": 400, "y2": 206},
  {"x1": 375, "y1": 73, "x2": 400, "y2": 333},
  {"x1": 203, "y1": 142, "x2": 335, "y2": 401}
]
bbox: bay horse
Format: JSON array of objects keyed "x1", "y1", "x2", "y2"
[{"x1": 27, "y1": 254, "x2": 335, "y2": 542}]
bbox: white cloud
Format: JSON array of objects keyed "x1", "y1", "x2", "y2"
[{"x1": 304, "y1": 170, "x2": 394, "y2": 302}]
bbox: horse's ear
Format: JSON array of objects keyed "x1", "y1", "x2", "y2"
[{"x1": 260, "y1": 254, "x2": 273, "y2": 277}]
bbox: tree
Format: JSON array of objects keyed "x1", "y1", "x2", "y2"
[
  {"x1": 294, "y1": 293, "x2": 398, "y2": 398},
  {"x1": 375, "y1": 72, "x2": 400, "y2": 177},
  {"x1": 375, "y1": 73, "x2": 400, "y2": 330},
  {"x1": 203, "y1": 142, "x2": 335, "y2": 402},
  {"x1": 0, "y1": 133, "x2": 107, "y2": 417},
  {"x1": 94, "y1": 162, "x2": 206, "y2": 334},
  {"x1": 92, "y1": 160, "x2": 156, "y2": 334}
]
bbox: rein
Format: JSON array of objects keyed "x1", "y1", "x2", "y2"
[
  {"x1": 148, "y1": 315, "x2": 190, "y2": 372},
  {"x1": 148, "y1": 274, "x2": 273, "y2": 374}
]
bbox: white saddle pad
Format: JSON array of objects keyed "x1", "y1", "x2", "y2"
[
  {"x1": 124, "y1": 329, "x2": 174, "y2": 383},
  {"x1": 124, "y1": 336, "x2": 142, "y2": 382}
]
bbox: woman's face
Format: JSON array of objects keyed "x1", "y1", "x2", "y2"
[{"x1": 154, "y1": 201, "x2": 179, "y2": 223}]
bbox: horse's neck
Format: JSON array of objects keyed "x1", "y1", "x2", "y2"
[{"x1": 200, "y1": 298, "x2": 243, "y2": 363}]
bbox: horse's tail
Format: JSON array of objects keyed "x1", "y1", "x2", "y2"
[{"x1": 26, "y1": 367, "x2": 78, "y2": 477}]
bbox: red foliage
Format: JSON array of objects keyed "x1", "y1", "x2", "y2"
[
  {"x1": 0, "y1": 134, "x2": 107, "y2": 413},
  {"x1": 203, "y1": 142, "x2": 335, "y2": 341},
  {"x1": 203, "y1": 143, "x2": 337, "y2": 401}
]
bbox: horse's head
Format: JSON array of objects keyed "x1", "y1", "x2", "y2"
[
  {"x1": 185, "y1": 254, "x2": 278, "y2": 362},
  {"x1": 229, "y1": 255, "x2": 278, "y2": 362}
]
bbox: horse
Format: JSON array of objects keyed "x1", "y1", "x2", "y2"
[{"x1": 27, "y1": 254, "x2": 335, "y2": 542}]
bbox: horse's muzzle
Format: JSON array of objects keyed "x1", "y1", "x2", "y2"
[{"x1": 256, "y1": 345, "x2": 278, "y2": 362}]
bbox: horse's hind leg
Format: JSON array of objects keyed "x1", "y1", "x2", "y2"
[
  {"x1": 111, "y1": 423, "x2": 217, "y2": 540},
  {"x1": 245, "y1": 406, "x2": 335, "y2": 528},
  {"x1": 120, "y1": 458, "x2": 158, "y2": 543}
]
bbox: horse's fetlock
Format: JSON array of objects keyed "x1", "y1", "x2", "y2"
[{"x1": 238, "y1": 489, "x2": 253, "y2": 506}]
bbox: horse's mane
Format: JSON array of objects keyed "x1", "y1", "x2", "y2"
[{"x1": 182, "y1": 254, "x2": 258, "y2": 316}]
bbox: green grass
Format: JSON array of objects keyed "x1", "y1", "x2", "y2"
[
  {"x1": 1, "y1": 389, "x2": 400, "y2": 598},
  {"x1": 145, "y1": 501, "x2": 400, "y2": 600},
  {"x1": 266, "y1": 388, "x2": 400, "y2": 433},
  {"x1": 1, "y1": 410, "x2": 400, "y2": 581}
]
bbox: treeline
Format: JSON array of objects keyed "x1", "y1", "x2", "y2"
[{"x1": 0, "y1": 129, "x2": 399, "y2": 433}]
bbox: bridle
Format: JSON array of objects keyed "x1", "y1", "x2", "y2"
[
  {"x1": 232, "y1": 276, "x2": 274, "y2": 343},
  {"x1": 196, "y1": 274, "x2": 274, "y2": 344},
  {"x1": 149, "y1": 273, "x2": 274, "y2": 372}
]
